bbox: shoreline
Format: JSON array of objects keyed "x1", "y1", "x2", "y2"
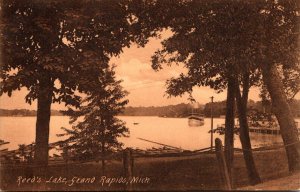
[{"x1": 0, "y1": 148, "x2": 290, "y2": 191}]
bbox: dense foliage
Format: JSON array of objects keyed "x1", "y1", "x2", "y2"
[
  {"x1": 57, "y1": 66, "x2": 129, "y2": 161},
  {"x1": 0, "y1": 0, "x2": 139, "y2": 164}
]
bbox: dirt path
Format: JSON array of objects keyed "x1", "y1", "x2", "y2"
[{"x1": 240, "y1": 171, "x2": 300, "y2": 190}]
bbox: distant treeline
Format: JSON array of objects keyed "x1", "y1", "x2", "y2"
[
  {"x1": 203, "y1": 99, "x2": 300, "y2": 117},
  {"x1": 121, "y1": 101, "x2": 229, "y2": 117},
  {"x1": 1, "y1": 99, "x2": 300, "y2": 117},
  {"x1": 121, "y1": 99, "x2": 300, "y2": 117},
  {"x1": 121, "y1": 103, "x2": 201, "y2": 118},
  {"x1": 0, "y1": 109, "x2": 63, "y2": 116}
]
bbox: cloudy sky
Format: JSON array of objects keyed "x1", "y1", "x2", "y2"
[{"x1": 1, "y1": 34, "x2": 299, "y2": 110}]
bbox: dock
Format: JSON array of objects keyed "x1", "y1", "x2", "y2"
[
  {"x1": 248, "y1": 127, "x2": 300, "y2": 135},
  {"x1": 216, "y1": 123, "x2": 300, "y2": 135},
  {"x1": 249, "y1": 127, "x2": 281, "y2": 135}
]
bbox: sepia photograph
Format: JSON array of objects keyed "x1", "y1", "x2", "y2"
[{"x1": 0, "y1": 0, "x2": 300, "y2": 191}]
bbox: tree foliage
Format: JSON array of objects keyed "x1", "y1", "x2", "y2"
[
  {"x1": 58, "y1": 66, "x2": 129, "y2": 161},
  {"x1": 129, "y1": 0, "x2": 299, "y2": 98},
  {"x1": 0, "y1": 0, "x2": 138, "y2": 164},
  {"x1": 0, "y1": 0, "x2": 135, "y2": 106},
  {"x1": 129, "y1": 0, "x2": 300, "y2": 180}
]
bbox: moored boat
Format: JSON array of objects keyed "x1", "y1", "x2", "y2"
[{"x1": 188, "y1": 113, "x2": 204, "y2": 126}]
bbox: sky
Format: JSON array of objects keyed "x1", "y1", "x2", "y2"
[{"x1": 0, "y1": 34, "x2": 299, "y2": 110}]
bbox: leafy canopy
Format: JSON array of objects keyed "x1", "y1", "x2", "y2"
[
  {"x1": 1, "y1": 0, "x2": 136, "y2": 107},
  {"x1": 129, "y1": 0, "x2": 300, "y2": 98}
]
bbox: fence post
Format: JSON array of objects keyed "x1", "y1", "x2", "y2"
[
  {"x1": 63, "y1": 144, "x2": 69, "y2": 177},
  {"x1": 123, "y1": 148, "x2": 133, "y2": 191},
  {"x1": 33, "y1": 164, "x2": 48, "y2": 190},
  {"x1": 130, "y1": 149, "x2": 134, "y2": 175},
  {"x1": 215, "y1": 138, "x2": 232, "y2": 190}
]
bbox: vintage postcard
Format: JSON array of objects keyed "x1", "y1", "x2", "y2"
[{"x1": 0, "y1": 0, "x2": 300, "y2": 191}]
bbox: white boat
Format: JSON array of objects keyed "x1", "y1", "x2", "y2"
[{"x1": 188, "y1": 113, "x2": 205, "y2": 127}]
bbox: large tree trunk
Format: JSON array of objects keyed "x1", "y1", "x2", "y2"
[
  {"x1": 235, "y1": 76, "x2": 261, "y2": 185},
  {"x1": 224, "y1": 76, "x2": 235, "y2": 186},
  {"x1": 34, "y1": 77, "x2": 53, "y2": 166},
  {"x1": 262, "y1": 64, "x2": 300, "y2": 172}
]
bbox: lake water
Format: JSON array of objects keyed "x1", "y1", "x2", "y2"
[
  {"x1": 0, "y1": 116, "x2": 291, "y2": 156},
  {"x1": 0, "y1": 116, "x2": 290, "y2": 154}
]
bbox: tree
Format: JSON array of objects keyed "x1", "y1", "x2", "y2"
[
  {"x1": 254, "y1": 0, "x2": 300, "y2": 171},
  {"x1": 58, "y1": 66, "x2": 129, "y2": 172},
  {"x1": 224, "y1": 76, "x2": 235, "y2": 185},
  {"x1": 129, "y1": 0, "x2": 262, "y2": 184},
  {"x1": 1, "y1": 0, "x2": 135, "y2": 165},
  {"x1": 234, "y1": 74, "x2": 261, "y2": 184}
]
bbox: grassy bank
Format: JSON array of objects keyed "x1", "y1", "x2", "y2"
[{"x1": 0, "y1": 148, "x2": 289, "y2": 191}]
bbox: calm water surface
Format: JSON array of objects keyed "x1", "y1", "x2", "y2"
[{"x1": 0, "y1": 116, "x2": 293, "y2": 155}]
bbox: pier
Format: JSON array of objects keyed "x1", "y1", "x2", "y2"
[
  {"x1": 216, "y1": 123, "x2": 300, "y2": 136},
  {"x1": 248, "y1": 127, "x2": 300, "y2": 135},
  {"x1": 248, "y1": 127, "x2": 281, "y2": 135}
]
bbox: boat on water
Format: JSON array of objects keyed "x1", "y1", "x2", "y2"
[{"x1": 188, "y1": 113, "x2": 205, "y2": 127}]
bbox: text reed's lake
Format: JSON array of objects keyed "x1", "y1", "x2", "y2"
[{"x1": 1, "y1": 116, "x2": 296, "y2": 155}]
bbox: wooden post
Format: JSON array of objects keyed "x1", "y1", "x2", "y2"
[
  {"x1": 123, "y1": 148, "x2": 133, "y2": 191},
  {"x1": 63, "y1": 144, "x2": 69, "y2": 178},
  {"x1": 130, "y1": 149, "x2": 134, "y2": 175},
  {"x1": 210, "y1": 96, "x2": 214, "y2": 151},
  {"x1": 215, "y1": 138, "x2": 232, "y2": 190}
]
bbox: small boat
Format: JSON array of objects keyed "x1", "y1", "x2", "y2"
[{"x1": 188, "y1": 113, "x2": 204, "y2": 127}]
